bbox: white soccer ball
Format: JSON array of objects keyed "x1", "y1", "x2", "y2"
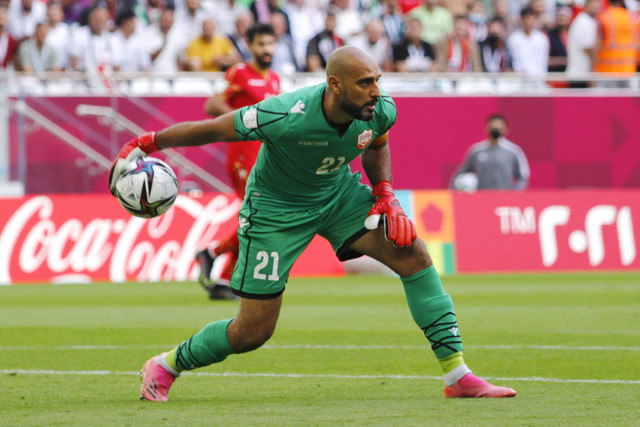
[
  {"x1": 453, "y1": 172, "x2": 478, "y2": 192},
  {"x1": 114, "y1": 156, "x2": 178, "y2": 218}
]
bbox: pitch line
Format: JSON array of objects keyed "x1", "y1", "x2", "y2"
[
  {"x1": 1, "y1": 344, "x2": 639, "y2": 351},
  {"x1": 2, "y1": 369, "x2": 639, "y2": 385}
]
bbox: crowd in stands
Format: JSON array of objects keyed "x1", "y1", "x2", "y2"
[{"x1": 0, "y1": 0, "x2": 638, "y2": 78}]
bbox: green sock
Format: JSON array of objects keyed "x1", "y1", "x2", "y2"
[
  {"x1": 165, "y1": 348, "x2": 180, "y2": 372},
  {"x1": 402, "y1": 266, "x2": 463, "y2": 360},
  {"x1": 174, "y1": 319, "x2": 236, "y2": 371}
]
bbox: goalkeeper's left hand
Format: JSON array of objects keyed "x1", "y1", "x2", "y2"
[
  {"x1": 364, "y1": 180, "x2": 417, "y2": 247},
  {"x1": 108, "y1": 132, "x2": 159, "y2": 195}
]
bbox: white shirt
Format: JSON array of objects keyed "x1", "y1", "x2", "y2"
[
  {"x1": 283, "y1": 3, "x2": 324, "y2": 71},
  {"x1": 7, "y1": 0, "x2": 47, "y2": 39},
  {"x1": 46, "y1": 22, "x2": 72, "y2": 70},
  {"x1": 507, "y1": 29, "x2": 549, "y2": 75},
  {"x1": 144, "y1": 24, "x2": 189, "y2": 74},
  {"x1": 70, "y1": 26, "x2": 122, "y2": 72},
  {"x1": 566, "y1": 12, "x2": 597, "y2": 75},
  {"x1": 112, "y1": 30, "x2": 152, "y2": 72},
  {"x1": 348, "y1": 33, "x2": 391, "y2": 68}
]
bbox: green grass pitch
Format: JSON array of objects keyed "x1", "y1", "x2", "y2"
[{"x1": 1, "y1": 273, "x2": 639, "y2": 426}]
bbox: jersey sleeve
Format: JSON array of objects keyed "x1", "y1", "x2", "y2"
[
  {"x1": 233, "y1": 96, "x2": 289, "y2": 144},
  {"x1": 376, "y1": 89, "x2": 398, "y2": 135}
]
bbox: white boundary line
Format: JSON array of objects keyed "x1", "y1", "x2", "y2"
[
  {"x1": 1, "y1": 369, "x2": 638, "y2": 385},
  {"x1": 1, "y1": 344, "x2": 639, "y2": 351}
]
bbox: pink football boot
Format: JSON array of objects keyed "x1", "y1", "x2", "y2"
[
  {"x1": 139, "y1": 353, "x2": 177, "y2": 402},
  {"x1": 444, "y1": 373, "x2": 517, "y2": 398}
]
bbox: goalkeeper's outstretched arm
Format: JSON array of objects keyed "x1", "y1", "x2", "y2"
[{"x1": 156, "y1": 111, "x2": 241, "y2": 149}]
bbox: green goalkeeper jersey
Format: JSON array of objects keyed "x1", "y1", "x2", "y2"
[{"x1": 233, "y1": 83, "x2": 397, "y2": 210}]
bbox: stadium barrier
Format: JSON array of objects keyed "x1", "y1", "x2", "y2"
[{"x1": 1, "y1": 189, "x2": 638, "y2": 285}]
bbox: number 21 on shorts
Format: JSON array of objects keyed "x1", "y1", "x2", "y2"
[{"x1": 253, "y1": 251, "x2": 280, "y2": 280}]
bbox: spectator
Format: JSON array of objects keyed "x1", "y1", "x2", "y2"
[
  {"x1": 173, "y1": 0, "x2": 206, "y2": 44},
  {"x1": 593, "y1": 0, "x2": 637, "y2": 84},
  {"x1": 446, "y1": 15, "x2": 482, "y2": 72},
  {"x1": 62, "y1": 0, "x2": 94, "y2": 25},
  {"x1": 185, "y1": 16, "x2": 240, "y2": 71},
  {"x1": 528, "y1": 0, "x2": 553, "y2": 30},
  {"x1": 133, "y1": 0, "x2": 170, "y2": 27},
  {"x1": 478, "y1": 17, "x2": 512, "y2": 72},
  {"x1": 113, "y1": 9, "x2": 151, "y2": 72},
  {"x1": 546, "y1": 5, "x2": 570, "y2": 72},
  {"x1": 566, "y1": 0, "x2": 600, "y2": 85},
  {"x1": 409, "y1": 0, "x2": 453, "y2": 45},
  {"x1": 45, "y1": 1, "x2": 71, "y2": 70},
  {"x1": 208, "y1": 0, "x2": 249, "y2": 35},
  {"x1": 491, "y1": 0, "x2": 517, "y2": 34},
  {"x1": 451, "y1": 114, "x2": 529, "y2": 191},
  {"x1": 0, "y1": 3, "x2": 20, "y2": 70},
  {"x1": 69, "y1": 5, "x2": 121, "y2": 72},
  {"x1": 227, "y1": 11, "x2": 254, "y2": 62},
  {"x1": 506, "y1": 6, "x2": 549, "y2": 75},
  {"x1": 7, "y1": 0, "x2": 47, "y2": 41},
  {"x1": 306, "y1": 12, "x2": 344, "y2": 72},
  {"x1": 348, "y1": 18, "x2": 393, "y2": 72},
  {"x1": 283, "y1": 0, "x2": 323, "y2": 71},
  {"x1": 467, "y1": 0, "x2": 488, "y2": 42},
  {"x1": 331, "y1": 0, "x2": 364, "y2": 41},
  {"x1": 16, "y1": 21, "x2": 61, "y2": 73},
  {"x1": 376, "y1": 0, "x2": 404, "y2": 46},
  {"x1": 270, "y1": 10, "x2": 297, "y2": 74},
  {"x1": 250, "y1": 0, "x2": 289, "y2": 28},
  {"x1": 392, "y1": 17, "x2": 437, "y2": 72},
  {"x1": 145, "y1": 8, "x2": 186, "y2": 73}
]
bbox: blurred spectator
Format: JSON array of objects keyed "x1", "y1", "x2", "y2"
[
  {"x1": 185, "y1": 16, "x2": 240, "y2": 71},
  {"x1": 376, "y1": 0, "x2": 404, "y2": 46},
  {"x1": 16, "y1": 21, "x2": 61, "y2": 73},
  {"x1": 348, "y1": 18, "x2": 393, "y2": 72},
  {"x1": 408, "y1": 0, "x2": 453, "y2": 45},
  {"x1": 7, "y1": 0, "x2": 47, "y2": 41},
  {"x1": 0, "y1": 3, "x2": 20, "y2": 69},
  {"x1": 593, "y1": 0, "x2": 637, "y2": 82},
  {"x1": 62, "y1": 0, "x2": 94, "y2": 25},
  {"x1": 145, "y1": 8, "x2": 186, "y2": 73},
  {"x1": 283, "y1": 0, "x2": 323, "y2": 71},
  {"x1": 250, "y1": 0, "x2": 289, "y2": 28},
  {"x1": 174, "y1": 0, "x2": 206, "y2": 44},
  {"x1": 546, "y1": 5, "x2": 570, "y2": 72},
  {"x1": 491, "y1": 0, "x2": 517, "y2": 34},
  {"x1": 478, "y1": 17, "x2": 512, "y2": 72},
  {"x1": 450, "y1": 114, "x2": 529, "y2": 191},
  {"x1": 506, "y1": 6, "x2": 549, "y2": 75},
  {"x1": 467, "y1": 0, "x2": 488, "y2": 42},
  {"x1": 566, "y1": 0, "x2": 600, "y2": 87},
  {"x1": 70, "y1": 5, "x2": 121, "y2": 72},
  {"x1": 270, "y1": 9, "x2": 297, "y2": 74},
  {"x1": 331, "y1": 0, "x2": 364, "y2": 41},
  {"x1": 392, "y1": 17, "x2": 437, "y2": 72},
  {"x1": 208, "y1": 0, "x2": 249, "y2": 35},
  {"x1": 227, "y1": 11, "x2": 254, "y2": 61},
  {"x1": 528, "y1": 0, "x2": 553, "y2": 30},
  {"x1": 45, "y1": 1, "x2": 72, "y2": 70},
  {"x1": 306, "y1": 12, "x2": 343, "y2": 72},
  {"x1": 133, "y1": 0, "x2": 171, "y2": 27},
  {"x1": 446, "y1": 15, "x2": 482, "y2": 72},
  {"x1": 113, "y1": 9, "x2": 151, "y2": 72}
]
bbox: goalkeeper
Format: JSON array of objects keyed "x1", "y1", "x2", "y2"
[{"x1": 109, "y1": 46, "x2": 516, "y2": 401}]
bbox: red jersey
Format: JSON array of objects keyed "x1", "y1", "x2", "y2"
[{"x1": 224, "y1": 62, "x2": 280, "y2": 179}]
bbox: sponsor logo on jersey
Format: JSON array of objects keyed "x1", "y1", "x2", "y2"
[
  {"x1": 247, "y1": 78, "x2": 267, "y2": 86},
  {"x1": 298, "y1": 141, "x2": 329, "y2": 147},
  {"x1": 290, "y1": 100, "x2": 306, "y2": 114},
  {"x1": 242, "y1": 108, "x2": 258, "y2": 129},
  {"x1": 357, "y1": 129, "x2": 373, "y2": 149},
  {"x1": 239, "y1": 217, "x2": 250, "y2": 234}
]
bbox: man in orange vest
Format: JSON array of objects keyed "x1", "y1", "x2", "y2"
[{"x1": 593, "y1": 0, "x2": 638, "y2": 86}]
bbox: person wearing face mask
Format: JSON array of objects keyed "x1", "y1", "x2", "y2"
[
  {"x1": 450, "y1": 114, "x2": 529, "y2": 191},
  {"x1": 478, "y1": 17, "x2": 512, "y2": 72}
]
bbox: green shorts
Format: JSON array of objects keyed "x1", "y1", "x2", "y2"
[{"x1": 230, "y1": 175, "x2": 374, "y2": 299}]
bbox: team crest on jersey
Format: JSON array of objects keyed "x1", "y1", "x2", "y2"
[{"x1": 357, "y1": 129, "x2": 373, "y2": 149}]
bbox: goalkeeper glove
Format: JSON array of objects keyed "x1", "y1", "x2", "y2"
[
  {"x1": 364, "y1": 180, "x2": 417, "y2": 247},
  {"x1": 108, "y1": 132, "x2": 159, "y2": 195}
]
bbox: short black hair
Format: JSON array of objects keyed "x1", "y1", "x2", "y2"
[
  {"x1": 116, "y1": 8, "x2": 136, "y2": 27},
  {"x1": 487, "y1": 113, "x2": 508, "y2": 125},
  {"x1": 247, "y1": 23, "x2": 276, "y2": 44},
  {"x1": 520, "y1": 6, "x2": 536, "y2": 17}
]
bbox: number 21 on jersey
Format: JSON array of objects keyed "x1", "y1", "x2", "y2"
[{"x1": 253, "y1": 250, "x2": 280, "y2": 280}]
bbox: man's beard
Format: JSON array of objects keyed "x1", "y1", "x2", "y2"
[
  {"x1": 256, "y1": 54, "x2": 272, "y2": 69},
  {"x1": 340, "y1": 97, "x2": 377, "y2": 121}
]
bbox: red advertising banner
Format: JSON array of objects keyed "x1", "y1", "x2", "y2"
[
  {"x1": 0, "y1": 194, "x2": 343, "y2": 285},
  {"x1": 453, "y1": 190, "x2": 640, "y2": 272}
]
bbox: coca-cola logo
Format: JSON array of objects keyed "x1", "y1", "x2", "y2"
[{"x1": 0, "y1": 195, "x2": 241, "y2": 284}]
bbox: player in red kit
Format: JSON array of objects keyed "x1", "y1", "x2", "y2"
[{"x1": 195, "y1": 23, "x2": 280, "y2": 300}]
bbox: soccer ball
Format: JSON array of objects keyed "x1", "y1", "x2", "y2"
[
  {"x1": 114, "y1": 156, "x2": 178, "y2": 218},
  {"x1": 453, "y1": 172, "x2": 479, "y2": 192}
]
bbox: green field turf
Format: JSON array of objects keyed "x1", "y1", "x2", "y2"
[{"x1": 1, "y1": 273, "x2": 639, "y2": 426}]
